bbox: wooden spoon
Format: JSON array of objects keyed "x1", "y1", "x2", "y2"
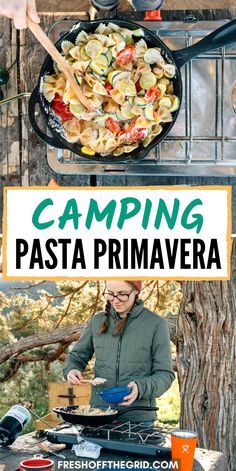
[
  {"x1": 81, "y1": 377, "x2": 107, "y2": 386},
  {"x1": 26, "y1": 16, "x2": 94, "y2": 112}
]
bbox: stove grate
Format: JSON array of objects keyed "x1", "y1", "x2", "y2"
[
  {"x1": 47, "y1": 16, "x2": 236, "y2": 176},
  {"x1": 81, "y1": 421, "x2": 167, "y2": 446}
]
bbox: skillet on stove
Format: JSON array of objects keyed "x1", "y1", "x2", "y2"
[
  {"x1": 29, "y1": 18, "x2": 236, "y2": 163},
  {"x1": 53, "y1": 405, "x2": 159, "y2": 426}
]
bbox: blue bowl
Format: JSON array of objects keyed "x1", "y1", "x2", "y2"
[{"x1": 98, "y1": 387, "x2": 132, "y2": 404}]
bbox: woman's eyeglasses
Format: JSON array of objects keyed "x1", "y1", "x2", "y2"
[{"x1": 103, "y1": 290, "x2": 134, "y2": 302}]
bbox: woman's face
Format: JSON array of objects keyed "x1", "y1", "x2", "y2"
[{"x1": 104, "y1": 280, "x2": 137, "y2": 315}]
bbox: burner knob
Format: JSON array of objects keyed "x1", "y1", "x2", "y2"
[{"x1": 144, "y1": 10, "x2": 162, "y2": 21}]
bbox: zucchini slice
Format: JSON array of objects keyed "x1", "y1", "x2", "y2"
[
  {"x1": 133, "y1": 96, "x2": 148, "y2": 107},
  {"x1": 85, "y1": 39, "x2": 103, "y2": 59},
  {"x1": 159, "y1": 96, "x2": 172, "y2": 108},
  {"x1": 90, "y1": 55, "x2": 108, "y2": 75},
  {"x1": 131, "y1": 28, "x2": 144, "y2": 37},
  {"x1": 137, "y1": 90, "x2": 145, "y2": 97},
  {"x1": 112, "y1": 32, "x2": 126, "y2": 44},
  {"x1": 118, "y1": 79, "x2": 136, "y2": 96},
  {"x1": 144, "y1": 104, "x2": 155, "y2": 121},
  {"x1": 79, "y1": 45, "x2": 90, "y2": 61},
  {"x1": 106, "y1": 48, "x2": 113, "y2": 65},
  {"x1": 112, "y1": 71, "x2": 131, "y2": 87},
  {"x1": 169, "y1": 96, "x2": 180, "y2": 112},
  {"x1": 158, "y1": 83, "x2": 167, "y2": 97},
  {"x1": 158, "y1": 77, "x2": 170, "y2": 86},
  {"x1": 126, "y1": 36, "x2": 134, "y2": 45},
  {"x1": 121, "y1": 103, "x2": 136, "y2": 119},
  {"x1": 128, "y1": 97, "x2": 135, "y2": 106},
  {"x1": 107, "y1": 69, "x2": 123, "y2": 85},
  {"x1": 70, "y1": 103, "x2": 86, "y2": 117},
  {"x1": 139, "y1": 72, "x2": 157, "y2": 90}
]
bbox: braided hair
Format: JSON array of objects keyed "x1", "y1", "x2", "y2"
[
  {"x1": 99, "y1": 300, "x2": 111, "y2": 334},
  {"x1": 99, "y1": 282, "x2": 139, "y2": 336}
]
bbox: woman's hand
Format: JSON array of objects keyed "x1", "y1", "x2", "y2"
[
  {"x1": 119, "y1": 381, "x2": 139, "y2": 406},
  {"x1": 0, "y1": 0, "x2": 40, "y2": 29},
  {"x1": 67, "y1": 369, "x2": 85, "y2": 385}
]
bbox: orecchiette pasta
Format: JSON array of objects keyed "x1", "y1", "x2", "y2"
[{"x1": 42, "y1": 23, "x2": 180, "y2": 156}]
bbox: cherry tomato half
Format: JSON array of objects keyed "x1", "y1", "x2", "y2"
[
  {"x1": 116, "y1": 45, "x2": 135, "y2": 66},
  {"x1": 52, "y1": 93, "x2": 74, "y2": 121},
  {"x1": 104, "y1": 80, "x2": 113, "y2": 94},
  {"x1": 126, "y1": 116, "x2": 139, "y2": 132},
  {"x1": 145, "y1": 85, "x2": 161, "y2": 103},
  {"x1": 106, "y1": 117, "x2": 121, "y2": 133},
  {"x1": 117, "y1": 129, "x2": 126, "y2": 136}
]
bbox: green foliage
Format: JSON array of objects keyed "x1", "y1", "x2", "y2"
[
  {"x1": 0, "y1": 280, "x2": 182, "y2": 430},
  {"x1": 0, "y1": 362, "x2": 63, "y2": 432},
  {"x1": 142, "y1": 281, "x2": 182, "y2": 316},
  {"x1": 156, "y1": 375, "x2": 180, "y2": 427}
]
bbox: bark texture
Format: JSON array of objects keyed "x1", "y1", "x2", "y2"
[
  {"x1": 177, "y1": 279, "x2": 235, "y2": 471},
  {"x1": 0, "y1": 316, "x2": 177, "y2": 366},
  {"x1": 0, "y1": 323, "x2": 85, "y2": 364}
]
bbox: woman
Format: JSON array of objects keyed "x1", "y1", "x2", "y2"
[
  {"x1": 63, "y1": 280, "x2": 175, "y2": 423},
  {"x1": 0, "y1": 0, "x2": 164, "y2": 29}
]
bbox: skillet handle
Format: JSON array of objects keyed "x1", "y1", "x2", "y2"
[
  {"x1": 29, "y1": 86, "x2": 67, "y2": 148},
  {"x1": 118, "y1": 406, "x2": 159, "y2": 417},
  {"x1": 172, "y1": 19, "x2": 236, "y2": 68}
]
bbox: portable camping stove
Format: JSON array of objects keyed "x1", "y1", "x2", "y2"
[
  {"x1": 47, "y1": 421, "x2": 171, "y2": 458},
  {"x1": 46, "y1": 10, "x2": 236, "y2": 176}
]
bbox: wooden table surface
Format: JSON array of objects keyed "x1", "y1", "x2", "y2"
[
  {"x1": 1, "y1": 10, "x2": 236, "y2": 233},
  {"x1": 0, "y1": 432, "x2": 229, "y2": 471}
]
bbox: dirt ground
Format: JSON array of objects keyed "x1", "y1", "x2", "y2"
[{"x1": 37, "y1": 0, "x2": 235, "y2": 12}]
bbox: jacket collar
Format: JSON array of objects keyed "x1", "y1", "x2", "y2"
[{"x1": 110, "y1": 299, "x2": 144, "y2": 321}]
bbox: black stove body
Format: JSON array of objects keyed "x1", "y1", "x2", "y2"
[{"x1": 47, "y1": 421, "x2": 171, "y2": 458}]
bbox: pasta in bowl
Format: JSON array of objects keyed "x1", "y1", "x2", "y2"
[{"x1": 41, "y1": 21, "x2": 180, "y2": 158}]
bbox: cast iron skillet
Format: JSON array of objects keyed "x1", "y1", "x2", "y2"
[
  {"x1": 29, "y1": 18, "x2": 236, "y2": 163},
  {"x1": 53, "y1": 405, "x2": 158, "y2": 426}
]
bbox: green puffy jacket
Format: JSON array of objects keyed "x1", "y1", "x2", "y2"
[{"x1": 63, "y1": 300, "x2": 175, "y2": 422}]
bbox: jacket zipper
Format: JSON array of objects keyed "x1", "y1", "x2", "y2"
[
  {"x1": 114, "y1": 310, "x2": 137, "y2": 387},
  {"x1": 115, "y1": 333, "x2": 123, "y2": 387}
]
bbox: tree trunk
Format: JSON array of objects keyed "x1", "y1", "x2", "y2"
[{"x1": 177, "y1": 276, "x2": 235, "y2": 470}]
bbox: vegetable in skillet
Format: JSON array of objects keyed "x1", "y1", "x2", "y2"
[{"x1": 42, "y1": 22, "x2": 179, "y2": 156}]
